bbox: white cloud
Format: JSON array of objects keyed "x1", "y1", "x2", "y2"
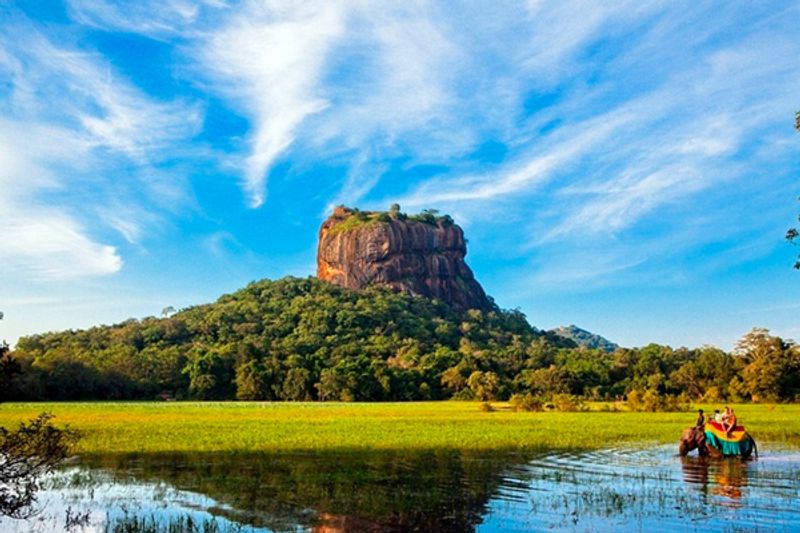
[
  {"x1": 7, "y1": 0, "x2": 798, "y2": 295},
  {"x1": 0, "y1": 24, "x2": 202, "y2": 280},
  {"x1": 199, "y1": 1, "x2": 345, "y2": 207},
  {"x1": 66, "y1": 0, "x2": 224, "y2": 37},
  {"x1": 0, "y1": 121, "x2": 122, "y2": 279},
  {"x1": 521, "y1": 0, "x2": 658, "y2": 82},
  {"x1": 2, "y1": 33, "x2": 202, "y2": 160},
  {"x1": 394, "y1": 106, "x2": 636, "y2": 208},
  {"x1": 58, "y1": 1, "x2": 663, "y2": 211},
  {"x1": 2, "y1": 209, "x2": 123, "y2": 280}
]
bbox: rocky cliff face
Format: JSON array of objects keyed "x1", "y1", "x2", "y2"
[{"x1": 317, "y1": 207, "x2": 493, "y2": 311}]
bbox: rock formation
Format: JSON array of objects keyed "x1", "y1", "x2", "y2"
[{"x1": 317, "y1": 206, "x2": 493, "y2": 311}]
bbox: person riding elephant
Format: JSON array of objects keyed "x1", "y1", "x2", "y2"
[{"x1": 678, "y1": 420, "x2": 757, "y2": 459}]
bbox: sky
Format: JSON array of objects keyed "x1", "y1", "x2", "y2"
[{"x1": 0, "y1": 1, "x2": 798, "y2": 350}]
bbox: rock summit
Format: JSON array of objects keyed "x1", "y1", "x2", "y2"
[{"x1": 317, "y1": 206, "x2": 492, "y2": 311}]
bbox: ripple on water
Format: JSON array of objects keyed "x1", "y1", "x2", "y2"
[
  {"x1": 480, "y1": 444, "x2": 800, "y2": 532},
  {"x1": 0, "y1": 446, "x2": 798, "y2": 532}
]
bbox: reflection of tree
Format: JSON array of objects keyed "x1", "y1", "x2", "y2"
[
  {"x1": 82, "y1": 450, "x2": 524, "y2": 532},
  {"x1": 680, "y1": 456, "x2": 748, "y2": 507},
  {"x1": 0, "y1": 414, "x2": 79, "y2": 518}
]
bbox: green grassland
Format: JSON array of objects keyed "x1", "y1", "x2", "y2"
[{"x1": 0, "y1": 402, "x2": 798, "y2": 454}]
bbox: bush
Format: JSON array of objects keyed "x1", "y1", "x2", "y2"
[
  {"x1": 641, "y1": 389, "x2": 662, "y2": 412},
  {"x1": 662, "y1": 393, "x2": 691, "y2": 412},
  {"x1": 551, "y1": 393, "x2": 585, "y2": 412},
  {"x1": 509, "y1": 393, "x2": 543, "y2": 412},
  {"x1": 479, "y1": 401, "x2": 495, "y2": 412},
  {"x1": 702, "y1": 386, "x2": 723, "y2": 403},
  {"x1": 627, "y1": 389, "x2": 690, "y2": 412}
]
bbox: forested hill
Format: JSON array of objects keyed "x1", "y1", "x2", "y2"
[
  {"x1": 548, "y1": 325, "x2": 619, "y2": 353},
  {"x1": 6, "y1": 276, "x2": 573, "y2": 401},
  {"x1": 5, "y1": 277, "x2": 800, "y2": 404}
]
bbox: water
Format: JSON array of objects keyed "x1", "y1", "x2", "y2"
[{"x1": 2, "y1": 446, "x2": 799, "y2": 532}]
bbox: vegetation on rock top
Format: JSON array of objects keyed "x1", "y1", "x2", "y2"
[{"x1": 326, "y1": 205, "x2": 454, "y2": 235}]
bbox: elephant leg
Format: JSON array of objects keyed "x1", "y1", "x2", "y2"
[{"x1": 705, "y1": 444, "x2": 721, "y2": 459}]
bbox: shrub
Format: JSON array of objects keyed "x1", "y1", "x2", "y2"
[
  {"x1": 662, "y1": 393, "x2": 690, "y2": 412},
  {"x1": 552, "y1": 393, "x2": 585, "y2": 412},
  {"x1": 702, "y1": 386, "x2": 722, "y2": 403},
  {"x1": 509, "y1": 393, "x2": 543, "y2": 412},
  {"x1": 641, "y1": 389, "x2": 662, "y2": 412},
  {"x1": 627, "y1": 389, "x2": 690, "y2": 412}
]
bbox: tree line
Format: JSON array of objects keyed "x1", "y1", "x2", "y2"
[{"x1": 2, "y1": 277, "x2": 799, "y2": 404}]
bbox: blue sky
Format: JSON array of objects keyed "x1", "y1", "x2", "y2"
[{"x1": 1, "y1": 1, "x2": 798, "y2": 350}]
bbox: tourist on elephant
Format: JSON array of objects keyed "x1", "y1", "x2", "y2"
[
  {"x1": 695, "y1": 409, "x2": 705, "y2": 428},
  {"x1": 724, "y1": 407, "x2": 738, "y2": 436}
]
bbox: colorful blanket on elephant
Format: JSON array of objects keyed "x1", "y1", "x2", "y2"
[{"x1": 704, "y1": 421, "x2": 752, "y2": 456}]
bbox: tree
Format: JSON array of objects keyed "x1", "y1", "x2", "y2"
[
  {"x1": 282, "y1": 367, "x2": 311, "y2": 401},
  {"x1": 0, "y1": 414, "x2": 79, "y2": 518},
  {"x1": 519, "y1": 365, "x2": 572, "y2": 396},
  {"x1": 735, "y1": 328, "x2": 800, "y2": 401},
  {"x1": 316, "y1": 368, "x2": 349, "y2": 401},
  {"x1": 467, "y1": 370, "x2": 499, "y2": 401},
  {"x1": 234, "y1": 360, "x2": 273, "y2": 400},
  {"x1": 184, "y1": 350, "x2": 235, "y2": 400},
  {"x1": 440, "y1": 364, "x2": 469, "y2": 394},
  {"x1": 0, "y1": 343, "x2": 21, "y2": 402}
]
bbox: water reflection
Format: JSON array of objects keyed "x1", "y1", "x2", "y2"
[
  {"x1": 81, "y1": 450, "x2": 517, "y2": 532},
  {"x1": 681, "y1": 455, "x2": 748, "y2": 504},
  {"x1": 0, "y1": 446, "x2": 798, "y2": 532}
]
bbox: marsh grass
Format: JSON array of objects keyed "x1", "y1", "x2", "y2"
[
  {"x1": 0, "y1": 402, "x2": 798, "y2": 454},
  {"x1": 106, "y1": 513, "x2": 224, "y2": 533}
]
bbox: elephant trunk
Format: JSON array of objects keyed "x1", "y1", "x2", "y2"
[{"x1": 678, "y1": 442, "x2": 689, "y2": 456}]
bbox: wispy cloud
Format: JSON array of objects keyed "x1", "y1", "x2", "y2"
[
  {"x1": 0, "y1": 22, "x2": 202, "y2": 280},
  {"x1": 66, "y1": 0, "x2": 224, "y2": 38},
  {"x1": 3, "y1": 0, "x2": 799, "y2": 347},
  {"x1": 198, "y1": 1, "x2": 345, "y2": 208},
  {"x1": 0, "y1": 117, "x2": 123, "y2": 279},
  {"x1": 381, "y1": 3, "x2": 800, "y2": 287}
]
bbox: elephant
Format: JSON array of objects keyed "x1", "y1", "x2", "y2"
[{"x1": 678, "y1": 426, "x2": 757, "y2": 459}]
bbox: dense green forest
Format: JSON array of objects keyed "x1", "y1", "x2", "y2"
[{"x1": 3, "y1": 277, "x2": 800, "y2": 404}]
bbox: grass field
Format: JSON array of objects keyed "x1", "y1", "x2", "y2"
[{"x1": 0, "y1": 402, "x2": 798, "y2": 454}]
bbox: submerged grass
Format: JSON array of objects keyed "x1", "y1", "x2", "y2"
[{"x1": 0, "y1": 402, "x2": 797, "y2": 454}]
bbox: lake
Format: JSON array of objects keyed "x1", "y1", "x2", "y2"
[{"x1": 3, "y1": 445, "x2": 799, "y2": 532}]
